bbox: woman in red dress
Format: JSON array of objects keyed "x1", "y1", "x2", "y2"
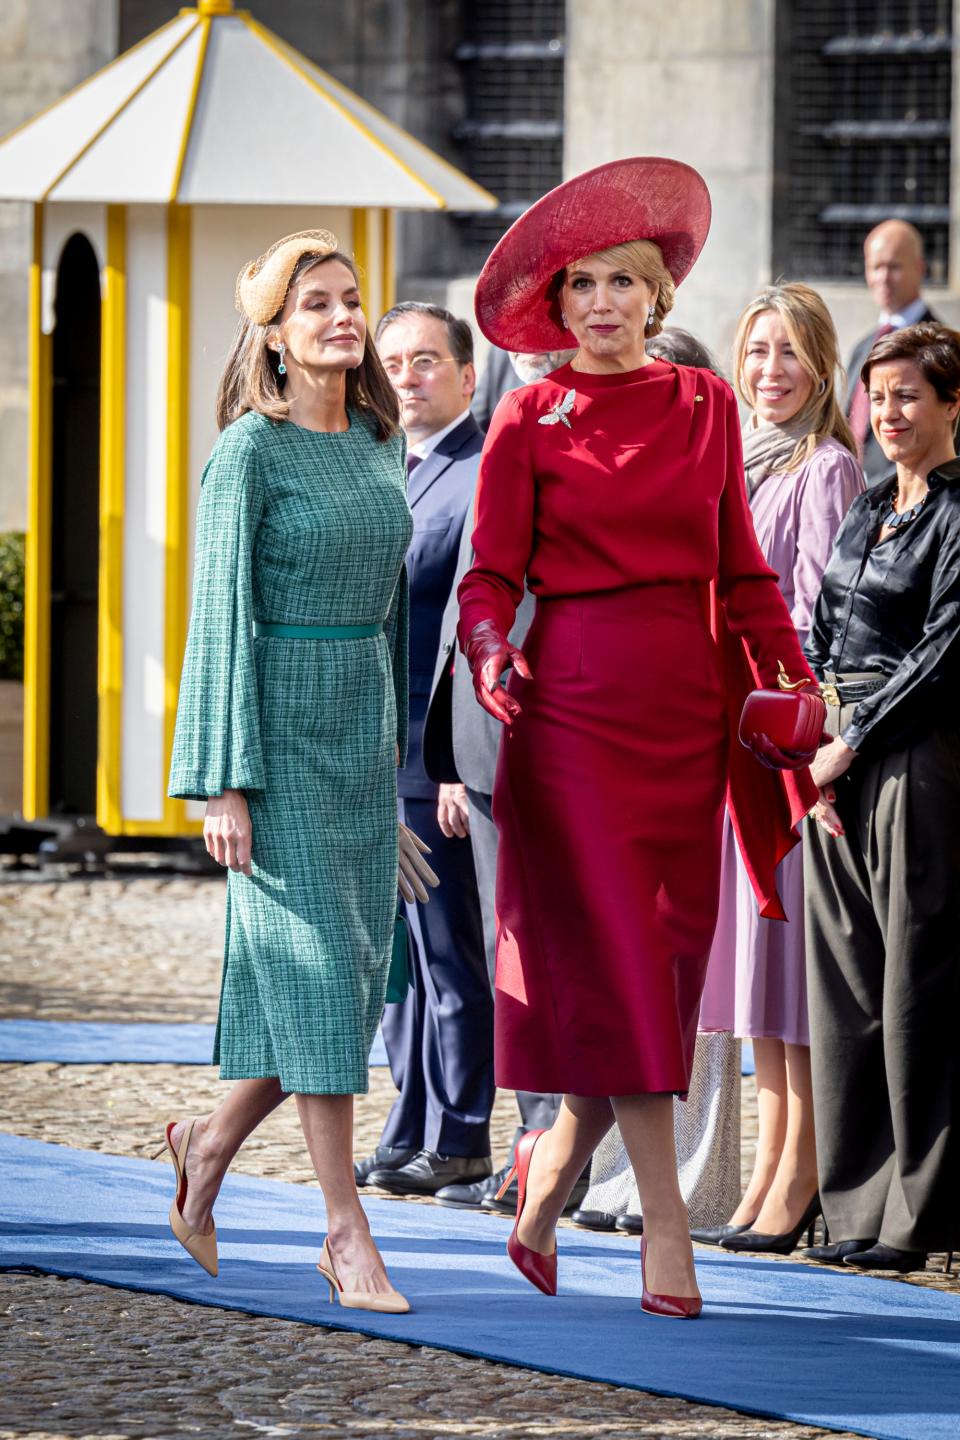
[{"x1": 457, "y1": 158, "x2": 820, "y2": 1317}]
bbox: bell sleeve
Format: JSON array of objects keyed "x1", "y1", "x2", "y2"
[
  {"x1": 168, "y1": 426, "x2": 267, "y2": 801},
  {"x1": 716, "y1": 387, "x2": 816, "y2": 688},
  {"x1": 384, "y1": 565, "x2": 410, "y2": 766},
  {"x1": 457, "y1": 390, "x2": 534, "y2": 648}
]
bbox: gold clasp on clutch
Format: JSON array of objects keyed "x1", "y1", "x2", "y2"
[{"x1": 777, "y1": 661, "x2": 810, "y2": 693}]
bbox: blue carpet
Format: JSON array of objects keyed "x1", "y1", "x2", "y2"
[
  {"x1": 0, "y1": 1020, "x2": 388, "y2": 1067},
  {"x1": 1, "y1": 1134, "x2": 957, "y2": 1440}
]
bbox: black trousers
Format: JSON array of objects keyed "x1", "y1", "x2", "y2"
[
  {"x1": 466, "y1": 786, "x2": 562, "y2": 1136},
  {"x1": 380, "y1": 796, "x2": 494, "y2": 1157},
  {"x1": 804, "y1": 728, "x2": 960, "y2": 1252}
]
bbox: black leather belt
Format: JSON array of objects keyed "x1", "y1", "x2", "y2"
[{"x1": 821, "y1": 670, "x2": 887, "y2": 707}]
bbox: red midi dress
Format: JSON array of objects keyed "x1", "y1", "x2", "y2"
[{"x1": 457, "y1": 360, "x2": 815, "y2": 1097}]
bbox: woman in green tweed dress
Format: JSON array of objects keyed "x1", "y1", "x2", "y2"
[{"x1": 161, "y1": 232, "x2": 435, "y2": 1312}]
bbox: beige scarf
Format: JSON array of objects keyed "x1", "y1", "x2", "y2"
[{"x1": 741, "y1": 417, "x2": 810, "y2": 496}]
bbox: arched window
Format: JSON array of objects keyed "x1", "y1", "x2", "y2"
[{"x1": 49, "y1": 232, "x2": 101, "y2": 816}]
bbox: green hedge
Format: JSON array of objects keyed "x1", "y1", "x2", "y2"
[{"x1": 0, "y1": 533, "x2": 25, "y2": 682}]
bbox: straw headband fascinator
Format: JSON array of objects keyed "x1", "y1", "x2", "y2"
[
  {"x1": 235, "y1": 229, "x2": 339, "y2": 325},
  {"x1": 474, "y1": 157, "x2": 711, "y2": 352}
]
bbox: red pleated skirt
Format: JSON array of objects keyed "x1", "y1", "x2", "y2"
[{"x1": 493, "y1": 583, "x2": 728, "y2": 1096}]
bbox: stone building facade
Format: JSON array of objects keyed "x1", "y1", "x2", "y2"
[
  {"x1": 565, "y1": 0, "x2": 960, "y2": 370},
  {"x1": 3, "y1": 0, "x2": 960, "y2": 528}
]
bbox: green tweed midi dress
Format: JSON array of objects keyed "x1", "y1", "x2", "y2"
[{"x1": 169, "y1": 408, "x2": 411, "y2": 1094}]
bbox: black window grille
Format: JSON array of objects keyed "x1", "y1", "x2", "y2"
[
  {"x1": 450, "y1": 0, "x2": 565, "y2": 264},
  {"x1": 772, "y1": 0, "x2": 952, "y2": 282}
]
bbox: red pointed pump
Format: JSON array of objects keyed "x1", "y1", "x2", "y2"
[
  {"x1": 640, "y1": 1233, "x2": 702, "y2": 1319},
  {"x1": 496, "y1": 1128, "x2": 557, "y2": 1296}
]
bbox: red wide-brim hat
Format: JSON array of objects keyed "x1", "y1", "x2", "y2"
[{"x1": 474, "y1": 157, "x2": 711, "y2": 353}]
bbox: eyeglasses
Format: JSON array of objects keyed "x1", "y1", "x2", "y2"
[{"x1": 382, "y1": 355, "x2": 459, "y2": 378}]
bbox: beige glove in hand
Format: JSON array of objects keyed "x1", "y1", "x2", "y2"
[{"x1": 398, "y1": 822, "x2": 440, "y2": 904}]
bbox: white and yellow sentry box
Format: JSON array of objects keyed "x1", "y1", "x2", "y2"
[{"x1": 0, "y1": 0, "x2": 494, "y2": 838}]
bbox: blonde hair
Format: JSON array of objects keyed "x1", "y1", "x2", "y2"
[
  {"x1": 563, "y1": 239, "x2": 676, "y2": 337},
  {"x1": 215, "y1": 250, "x2": 400, "y2": 439},
  {"x1": 734, "y1": 282, "x2": 856, "y2": 469}
]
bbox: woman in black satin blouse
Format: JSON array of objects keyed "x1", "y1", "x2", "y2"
[{"x1": 802, "y1": 322, "x2": 960, "y2": 1276}]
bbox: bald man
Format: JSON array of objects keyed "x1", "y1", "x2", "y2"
[{"x1": 846, "y1": 220, "x2": 938, "y2": 484}]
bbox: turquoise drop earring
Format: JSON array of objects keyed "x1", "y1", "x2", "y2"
[{"x1": 277, "y1": 341, "x2": 287, "y2": 376}]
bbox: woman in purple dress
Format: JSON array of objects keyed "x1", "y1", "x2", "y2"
[{"x1": 697, "y1": 284, "x2": 864, "y2": 1253}]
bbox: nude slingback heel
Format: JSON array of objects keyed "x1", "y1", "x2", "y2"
[
  {"x1": 316, "y1": 1237, "x2": 410, "y2": 1313},
  {"x1": 158, "y1": 1118, "x2": 218, "y2": 1277}
]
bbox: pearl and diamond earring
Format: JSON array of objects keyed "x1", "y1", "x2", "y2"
[{"x1": 646, "y1": 306, "x2": 656, "y2": 329}]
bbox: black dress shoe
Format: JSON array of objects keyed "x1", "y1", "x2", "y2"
[
  {"x1": 721, "y1": 1194, "x2": 822, "y2": 1255},
  {"x1": 480, "y1": 1176, "x2": 517, "y2": 1214},
  {"x1": 480, "y1": 1163, "x2": 590, "y2": 1217},
  {"x1": 570, "y1": 1208, "x2": 617, "y2": 1231},
  {"x1": 843, "y1": 1243, "x2": 927, "y2": 1273},
  {"x1": 690, "y1": 1220, "x2": 755, "y2": 1246},
  {"x1": 615, "y1": 1213, "x2": 644, "y2": 1235},
  {"x1": 367, "y1": 1149, "x2": 492, "y2": 1196},
  {"x1": 435, "y1": 1165, "x2": 511, "y2": 1209},
  {"x1": 801, "y1": 1239, "x2": 876, "y2": 1265},
  {"x1": 354, "y1": 1146, "x2": 416, "y2": 1186}
]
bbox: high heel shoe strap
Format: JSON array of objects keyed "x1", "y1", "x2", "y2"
[
  {"x1": 318, "y1": 1239, "x2": 342, "y2": 1292},
  {"x1": 495, "y1": 1163, "x2": 518, "y2": 1202},
  {"x1": 176, "y1": 1118, "x2": 196, "y2": 1172}
]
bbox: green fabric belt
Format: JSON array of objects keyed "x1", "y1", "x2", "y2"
[{"x1": 253, "y1": 621, "x2": 382, "y2": 639}]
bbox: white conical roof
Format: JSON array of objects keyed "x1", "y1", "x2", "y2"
[{"x1": 0, "y1": 1, "x2": 497, "y2": 210}]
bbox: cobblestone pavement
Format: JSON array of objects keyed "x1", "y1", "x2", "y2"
[
  {"x1": 0, "y1": 874, "x2": 949, "y2": 1438},
  {"x1": 0, "y1": 1272, "x2": 850, "y2": 1440},
  {"x1": 0, "y1": 875, "x2": 224, "y2": 1024}
]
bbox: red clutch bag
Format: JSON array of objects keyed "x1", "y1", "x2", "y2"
[{"x1": 739, "y1": 664, "x2": 826, "y2": 757}]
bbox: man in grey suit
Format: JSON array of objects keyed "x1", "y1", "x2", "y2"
[{"x1": 846, "y1": 220, "x2": 939, "y2": 485}]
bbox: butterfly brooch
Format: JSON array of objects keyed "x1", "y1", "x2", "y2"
[{"x1": 538, "y1": 388, "x2": 576, "y2": 429}]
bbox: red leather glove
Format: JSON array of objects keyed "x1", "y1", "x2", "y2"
[
  {"x1": 739, "y1": 686, "x2": 826, "y2": 771},
  {"x1": 463, "y1": 620, "x2": 533, "y2": 725},
  {"x1": 749, "y1": 732, "x2": 821, "y2": 771}
]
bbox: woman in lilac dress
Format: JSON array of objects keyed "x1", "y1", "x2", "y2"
[{"x1": 697, "y1": 284, "x2": 864, "y2": 1253}]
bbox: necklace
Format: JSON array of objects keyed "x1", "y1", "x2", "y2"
[{"x1": 882, "y1": 486, "x2": 928, "y2": 530}]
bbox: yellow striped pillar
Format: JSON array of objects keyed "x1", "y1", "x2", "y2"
[
  {"x1": 22, "y1": 204, "x2": 52, "y2": 820},
  {"x1": 162, "y1": 202, "x2": 192, "y2": 835},
  {"x1": 96, "y1": 204, "x2": 127, "y2": 833},
  {"x1": 381, "y1": 209, "x2": 396, "y2": 313}
]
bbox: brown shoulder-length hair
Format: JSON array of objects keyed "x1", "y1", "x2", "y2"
[
  {"x1": 734, "y1": 282, "x2": 857, "y2": 472},
  {"x1": 861, "y1": 321, "x2": 960, "y2": 402},
  {"x1": 215, "y1": 250, "x2": 401, "y2": 440}
]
